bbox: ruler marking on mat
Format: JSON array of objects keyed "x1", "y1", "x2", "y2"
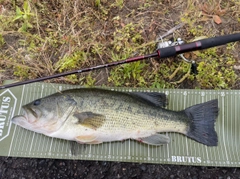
[
  {"x1": 221, "y1": 96, "x2": 229, "y2": 162},
  {"x1": 29, "y1": 86, "x2": 41, "y2": 153},
  {"x1": 3, "y1": 84, "x2": 240, "y2": 166}
]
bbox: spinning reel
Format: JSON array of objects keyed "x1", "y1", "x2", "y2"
[{"x1": 156, "y1": 32, "x2": 198, "y2": 75}]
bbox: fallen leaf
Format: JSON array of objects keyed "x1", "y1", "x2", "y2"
[
  {"x1": 184, "y1": 53, "x2": 190, "y2": 59},
  {"x1": 214, "y1": 3, "x2": 227, "y2": 16},
  {"x1": 213, "y1": 15, "x2": 222, "y2": 24},
  {"x1": 201, "y1": 11, "x2": 212, "y2": 17},
  {"x1": 120, "y1": 22, "x2": 125, "y2": 27},
  {"x1": 201, "y1": 3, "x2": 209, "y2": 14},
  {"x1": 234, "y1": 65, "x2": 240, "y2": 70},
  {"x1": 215, "y1": 8, "x2": 227, "y2": 16}
]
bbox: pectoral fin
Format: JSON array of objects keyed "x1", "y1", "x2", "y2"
[
  {"x1": 138, "y1": 134, "x2": 170, "y2": 145},
  {"x1": 73, "y1": 111, "x2": 106, "y2": 130}
]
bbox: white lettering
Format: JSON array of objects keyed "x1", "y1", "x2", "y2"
[
  {"x1": 172, "y1": 156, "x2": 176, "y2": 162},
  {"x1": 0, "y1": 102, "x2": 10, "y2": 114},
  {"x1": 3, "y1": 97, "x2": 11, "y2": 103},
  {"x1": 0, "y1": 91, "x2": 17, "y2": 141},
  {"x1": 177, "y1": 156, "x2": 182, "y2": 162},
  {"x1": 171, "y1": 156, "x2": 202, "y2": 164},
  {"x1": 0, "y1": 115, "x2": 6, "y2": 122},
  {"x1": 0, "y1": 122, "x2": 4, "y2": 136},
  {"x1": 197, "y1": 157, "x2": 201, "y2": 163},
  {"x1": 0, "y1": 122, "x2": 4, "y2": 129},
  {"x1": 0, "y1": 96, "x2": 11, "y2": 137},
  {"x1": 187, "y1": 156, "x2": 193, "y2": 163}
]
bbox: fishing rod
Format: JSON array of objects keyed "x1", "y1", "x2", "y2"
[{"x1": 1, "y1": 33, "x2": 240, "y2": 89}]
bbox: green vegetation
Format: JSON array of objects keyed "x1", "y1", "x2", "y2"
[
  {"x1": 0, "y1": 34, "x2": 4, "y2": 46},
  {"x1": 109, "y1": 61, "x2": 147, "y2": 87},
  {"x1": 0, "y1": 0, "x2": 239, "y2": 89},
  {"x1": 14, "y1": 0, "x2": 35, "y2": 32},
  {"x1": 196, "y1": 48, "x2": 237, "y2": 89}
]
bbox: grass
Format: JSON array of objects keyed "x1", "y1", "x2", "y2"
[{"x1": 0, "y1": 0, "x2": 239, "y2": 89}]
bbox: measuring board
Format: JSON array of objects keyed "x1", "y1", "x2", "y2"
[{"x1": 0, "y1": 81, "x2": 239, "y2": 167}]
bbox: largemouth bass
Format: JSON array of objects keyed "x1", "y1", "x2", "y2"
[{"x1": 12, "y1": 88, "x2": 219, "y2": 146}]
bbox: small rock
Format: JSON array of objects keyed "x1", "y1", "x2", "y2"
[
  {"x1": 140, "y1": 165, "x2": 146, "y2": 171},
  {"x1": 222, "y1": 170, "x2": 227, "y2": 174},
  {"x1": 101, "y1": 162, "x2": 107, "y2": 166},
  {"x1": 60, "y1": 162, "x2": 65, "y2": 166},
  {"x1": 39, "y1": 160, "x2": 45, "y2": 166}
]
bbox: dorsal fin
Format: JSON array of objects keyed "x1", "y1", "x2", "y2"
[{"x1": 128, "y1": 92, "x2": 167, "y2": 107}]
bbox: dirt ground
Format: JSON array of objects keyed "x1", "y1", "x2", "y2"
[
  {"x1": 1, "y1": 157, "x2": 240, "y2": 179},
  {"x1": 0, "y1": 0, "x2": 240, "y2": 178}
]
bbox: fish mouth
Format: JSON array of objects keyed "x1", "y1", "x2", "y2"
[
  {"x1": 12, "y1": 107, "x2": 38, "y2": 126},
  {"x1": 11, "y1": 107, "x2": 49, "y2": 134},
  {"x1": 12, "y1": 106, "x2": 59, "y2": 135},
  {"x1": 12, "y1": 115, "x2": 27, "y2": 125}
]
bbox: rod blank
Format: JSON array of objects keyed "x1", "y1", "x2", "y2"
[{"x1": 1, "y1": 33, "x2": 240, "y2": 89}]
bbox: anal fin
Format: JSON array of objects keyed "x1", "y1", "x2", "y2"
[
  {"x1": 75, "y1": 135, "x2": 97, "y2": 143},
  {"x1": 138, "y1": 134, "x2": 170, "y2": 146}
]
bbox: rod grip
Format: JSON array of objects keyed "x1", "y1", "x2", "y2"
[
  {"x1": 157, "y1": 47, "x2": 176, "y2": 58},
  {"x1": 201, "y1": 33, "x2": 240, "y2": 49}
]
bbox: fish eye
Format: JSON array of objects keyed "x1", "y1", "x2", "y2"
[{"x1": 33, "y1": 99, "x2": 41, "y2": 106}]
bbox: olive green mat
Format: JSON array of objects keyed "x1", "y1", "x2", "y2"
[{"x1": 0, "y1": 81, "x2": 239, "y2": 167}]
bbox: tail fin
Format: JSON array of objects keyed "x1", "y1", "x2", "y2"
[{"x1": 184, "y1": 99, "x2": 219, "y2": 146}]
